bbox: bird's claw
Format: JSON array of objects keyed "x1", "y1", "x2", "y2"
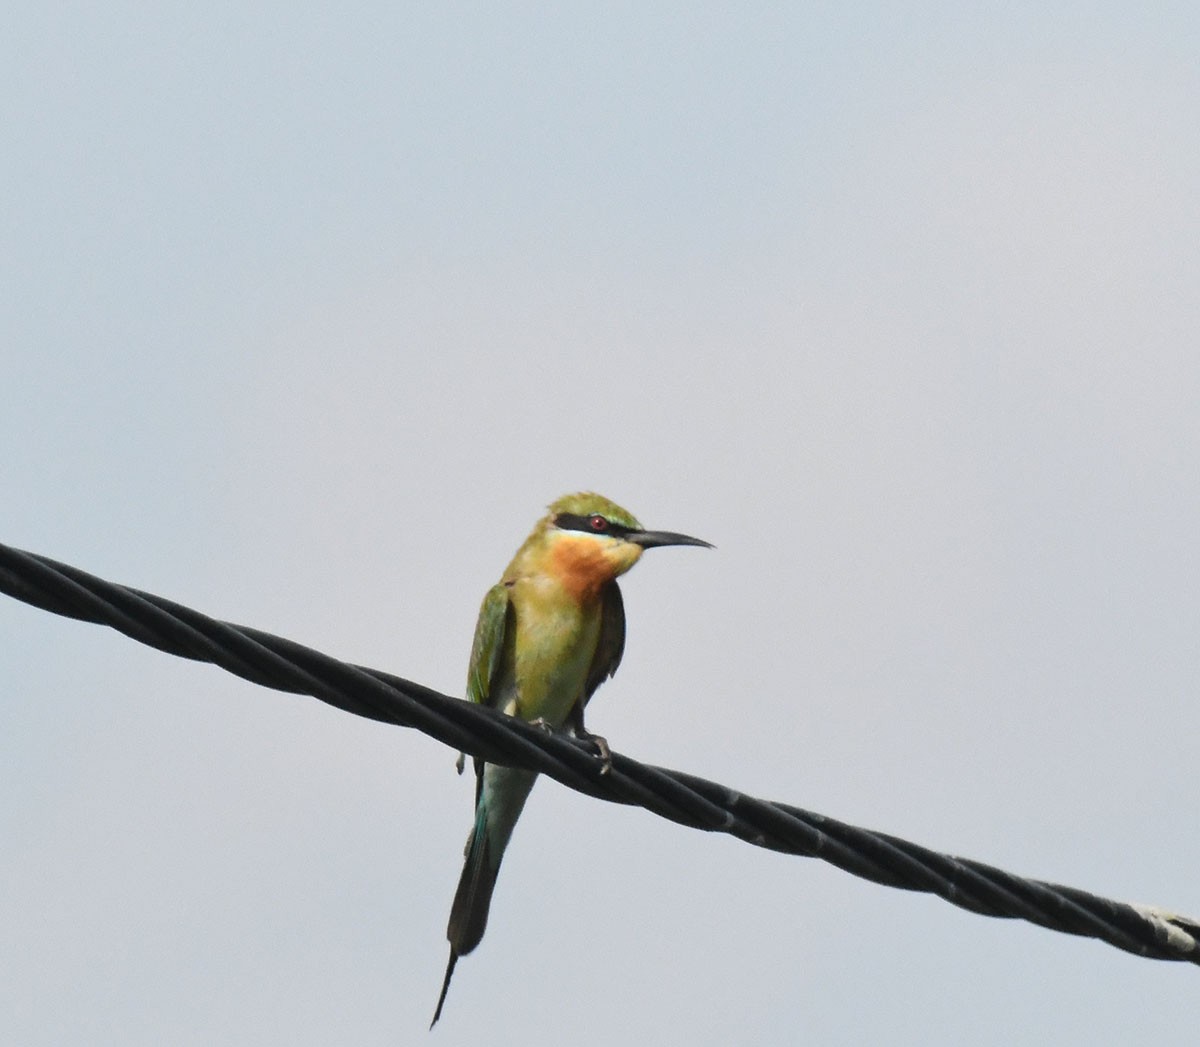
[
  {"x1": 576, "y1": 731, "x2": 612, "y2": 775},
  {"x1": 529, "y1": 718, "x2": 612, "y2": 774},
  {"x1": 455, "y1": 752, "x2": 465, "y2": 775}
]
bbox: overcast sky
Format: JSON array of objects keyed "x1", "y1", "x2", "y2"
[{"x1": 3, "y1": 5, "x2": 1198, "y2": 1045}]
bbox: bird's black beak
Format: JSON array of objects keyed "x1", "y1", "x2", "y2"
[{"x1": 629, "y1": 529, "x2": 714, "y2": 550}]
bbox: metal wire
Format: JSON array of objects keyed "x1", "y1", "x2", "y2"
[{"x1": 2, "y1": 539, "x2": 1197, "y2": 967}]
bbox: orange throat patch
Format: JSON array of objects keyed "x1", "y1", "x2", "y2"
[{"x1": 548, "y1": 535, "x2": 629, "y2": 602}]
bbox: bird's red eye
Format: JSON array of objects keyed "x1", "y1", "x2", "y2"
[{"x1": 589, "y1": 514, "x2": 608, "y2": 531}]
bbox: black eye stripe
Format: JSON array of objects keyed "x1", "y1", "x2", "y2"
[{"x1": 554, "y1": 513, "x2": 632, "y2": 539}]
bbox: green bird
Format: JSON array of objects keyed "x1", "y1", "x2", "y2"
[{"x1": 431, "y1": 492, "x2": 711, "y2": 1026}]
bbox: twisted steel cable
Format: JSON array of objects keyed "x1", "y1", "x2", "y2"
[{"x1": 2, "y1": 539, "x2": 1197, "y2": 966}]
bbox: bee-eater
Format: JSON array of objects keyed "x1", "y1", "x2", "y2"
[{"x1": 430, "y1": 492, "x2": 711, "y2": 1026}]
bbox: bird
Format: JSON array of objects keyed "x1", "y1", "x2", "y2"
[{"x1": 430, "y1": 492, "x2": 711, "y2": 1026}]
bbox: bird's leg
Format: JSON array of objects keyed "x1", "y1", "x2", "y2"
[
  {"x1": 578, "y1": 730, "x2": 612, "y2": 772},
  {"x1": 527, "y1": 712, "x2": 611, "y2": 773},
  {"x1": 566, "y1": 702, "x2": 613, "y2": 775}
]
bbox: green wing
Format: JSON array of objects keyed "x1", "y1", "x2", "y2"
[
  {"x1": 466, "y1": 583, "x2": 513, "y2": 708},
  {"x1": 583, "y1": 580, "x2": 626, "y2": 706}
]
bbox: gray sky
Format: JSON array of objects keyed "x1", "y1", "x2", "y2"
[{"x1": 3, "y1": 4, "x2": 1198, "y2": 1044}]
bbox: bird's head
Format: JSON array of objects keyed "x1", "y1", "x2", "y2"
[{"x1": 536, "y1": 491, "x2": 712, "y2": 598}]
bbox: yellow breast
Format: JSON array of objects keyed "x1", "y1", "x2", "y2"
[{"x1": 508, "y1": 574, "x2": 602, "y2": 725}]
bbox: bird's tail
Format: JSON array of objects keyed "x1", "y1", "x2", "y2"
[
  {"x1": 431, "y1": 768, "x2": 536, "y2": 1027},
  {"x1": 448, "y1": 806, "x2": 501, "y2": 957}
]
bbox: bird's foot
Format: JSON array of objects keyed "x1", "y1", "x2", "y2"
[
  {"x1": 528, "y1": 718, "x2": 611, "y2": 774},
  {"x1": 573, "y1": 730, "x2": 612, "y2": 775},
  {"x1": 455, "y1": 751, "x2": 465, "y2": 775}
]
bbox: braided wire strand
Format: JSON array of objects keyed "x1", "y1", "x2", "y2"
[{"x1": 1, "y1": 540, "x2": 1196, "y2": 966}]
